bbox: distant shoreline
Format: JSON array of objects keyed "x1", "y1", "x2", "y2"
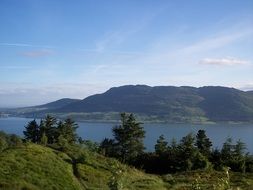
[{"x1": 2, "y1": 115, "x2": 253, "y2": 125}]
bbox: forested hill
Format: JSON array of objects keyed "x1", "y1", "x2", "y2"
[
  {"x1": 15, "y1": 85, "x2": 253, "y2": 123},
  {"x1": 33, "y1": 98, "x2": 80, "y2": 109}
]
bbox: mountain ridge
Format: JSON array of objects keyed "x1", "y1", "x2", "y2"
[{"x1": 10, "y1": 85, "x2": 253, "y2": 123}]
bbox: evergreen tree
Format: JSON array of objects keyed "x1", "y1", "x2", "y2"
[
  {"x1": 234, "y1": 140, "x2": 246, "y2": 157},
  {"x1": 179, "y1": 133, "x2": 197, "y2": 171},
  {"x1": 112, "y1": 113, "x2": 145, "y2": 163},
  {"x1": 233, "y1": 140, "x2": 247, "y2": 172},
  {"x1": 23, "y1": 119, "x2": 39, "y2": 143},
  {"x1": 221, "y1": 137, "x2": 234, "y2": 162},
  {"x1": 210, "y1": 148, "x2": 223, "y2": 170},
  {"x1": 58, "y1": 118, "x2": 78, "y2": 143},
  {"x1": 195, "y1": 130, "x2": 212, "y2": 157},
  {"x1": 100, "y1": 138, "x2": 115, "y2": 157},
  {"x1": 155, "y1": 135, "x2": 168, "y2": 155},
  {"x1": 39, "y1": 115, "x2": 57, "y2": 144}
]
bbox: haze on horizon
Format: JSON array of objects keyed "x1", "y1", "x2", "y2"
[{"x1": 0, "y1": 0, "x2": 253, "y2": 107}]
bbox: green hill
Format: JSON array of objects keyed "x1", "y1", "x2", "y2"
[
  {"x1": 0, "y1": 144, "x2": 166, "y2": 190},
  {"x1": 0, "y1": 144, "x2": 253, "y2": 190},
  {"x1": 10, "y1": 85, "x2": 253, "y2": 123}
]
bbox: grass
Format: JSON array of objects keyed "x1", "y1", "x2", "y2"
[
  {"x1": 0, "y1": 144, "x2": 252, "y2": 190},
  {"x1": 0, "y1": 144, "x2": 82, "y2": 190},
  {"x1": 162, "y1": 170, "x2": 253, "y2": 190},
  {"x1": 0, "y1": 144, "x2": 166, "y2": 190}
]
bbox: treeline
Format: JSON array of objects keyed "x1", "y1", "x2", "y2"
[
  {"x1": 1, "y1": 113, "x2": 253, "y2": 175},
  {"x1": 100, "y1": 113, "x2": 253, "y2": 174},
  {"x1": 23, "y1": 115, "x2": 78, "y2": 145}
]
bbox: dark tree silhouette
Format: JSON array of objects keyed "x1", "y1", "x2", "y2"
[
  {"x1": 57, "y1": 118, "x2": 78, "y2": 144},
  {"x1": 23, "y1": 119, "x2": 39, "y2": 143},
  {"x1": 195, "y1": 129, "x2": 212, "y2": 157},
  {"x1": 155, "y1": 135, "x2": 168, "y2": 155},
  {"x1": 112, "y1": 113, "x2": 145, "y2": 163}
]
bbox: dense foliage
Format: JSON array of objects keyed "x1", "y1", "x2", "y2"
[
  {"x1": 23, "y1": 115, "x2": 78, "y2": 145},
  {"x1": 99, "y1": 113, "x2": 253, "y2": 175}
]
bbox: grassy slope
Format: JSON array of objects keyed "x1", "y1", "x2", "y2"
[
  {"x1": 0, "y1": 144, "x2": 82, "y2": 190},
  {"x1": 0, "y1": 144, "x2": 252, "y2": 190},
  {"x1": 0, "y1": 144, "x2": 166, "y2": 190}
]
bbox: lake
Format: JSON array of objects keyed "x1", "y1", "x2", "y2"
[{"x1": 0, "y1": 117, "x2": 252, "y2": 153}]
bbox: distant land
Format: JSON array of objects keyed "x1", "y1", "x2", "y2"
[{"x1": 5, "y1": 85, "x2": 253, "y2": 123}]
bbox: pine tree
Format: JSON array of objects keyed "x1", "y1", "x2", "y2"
[
  {"x1": 23, "y1": 119, "x2": 39, "y2": 143},
  {"x1": 39, "y1": 115, "x2": 57, "y2": 144},
  {"x1": 195, "y1": 130, "x2": 212, "y2": 157},
  {"x1": 221, "y1": 137, "x2": 234, "y2": 162},
  {"x1": 112, "y1": 113, "x2": 145, "y2": 163},
  {"x1": 155, "y1": 135, "x2": 168, "y2": 155},
  {"x1": 59, "y1": 118, "x2": 78, "y2": 143},
  {"x1": 179, "y1": 133, "x2": 196, "y2": 171},
  {"x1": 100, "y1": 138, "x2": 115, "y2": 156},
  {"x1": 234, "y1": 140, "x2": 246, "y2": 157}
]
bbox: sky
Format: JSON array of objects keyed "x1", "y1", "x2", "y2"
[{"x1": 0, "y1": 0, "x2": 253, "y2": 107}]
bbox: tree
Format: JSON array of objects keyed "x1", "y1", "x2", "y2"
[
  {"x1": 100, "y1": 138, "x2": 115, "y2": 157},
  {"x1": 39, "y1": 115, "x2": 57, "y2": 144},
  {"x1": 233, "y1": 140, "x2": 247, "y2": 172},
  {"x1": 23, "y1": 119, "x2": 39, "y2": 143},
  {"x1": 57, "y1": 118, "x2": 78, "y2": 144},
  {"x1": 195, "y1": 130, "x2": 212, "y2": 158},
  {"x1": 112, "y1": 113, "x2": 145, "y2": 163},
  {"x1": 234, "y1": 140, "x2": 246, "y2": 157},
  {"x1": 155, "y1": 135, "x2": 168, "y2": 155},
  {"x1": 221, "y1": 137, "x2": 234, "y2": 162},
  {"x1": 210, "y1": 148, "x2": 223, "y2": 170},
  {"x1": 179, "y1": 133, "x2": 197, "y2": 171}
]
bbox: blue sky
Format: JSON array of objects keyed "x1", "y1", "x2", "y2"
[{"x1": 0, "y1": 0, "x2": 253, "y2": 107}]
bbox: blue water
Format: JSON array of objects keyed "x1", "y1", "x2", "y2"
[{"x1": 0, "y1": 117, "x2": 252, "y2": 153}]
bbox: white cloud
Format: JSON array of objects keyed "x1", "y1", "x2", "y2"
[{"x1": 199, "y1": 57, "x2": 250, "y2": 66}]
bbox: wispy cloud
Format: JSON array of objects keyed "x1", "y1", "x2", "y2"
[
  {"x1": 0, "y1": 42, "x2": 55, "y2": 49},
  {"x1": 20, "y1": 49, "x2": 54, "y2": 58},
  {"x1": 199, "y1": 57, "x2": 250, "y2": 66},
  {"x1": 92, "y1": 10, "x2": 159, "y2": 53},
  {"x1": 180, "y1": 29, "x2": 253, "y2": 55}
]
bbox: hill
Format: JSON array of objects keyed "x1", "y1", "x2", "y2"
[
  {"x1": 34, "y1": 98, "x2": 80, "y2": 109},
  {"x1": 0, "y1": 144, "x2": 253, "y2": 189},
  {"x1": 11, "y1": 85, "x2": 253, "y2": 123},
  {"x1": 8, "y1": 98, "x2": 80, "y2": 116},
  {"x1": 0, "y1": 144, "x2": 166, "y2": 190}
]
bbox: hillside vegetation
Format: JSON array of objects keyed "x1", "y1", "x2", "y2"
[
  {"x1": 0, "y1": 114, "x2": 253, "y2": 189},
  {"x1": 0, "y1": 143, "x2": 253, "y2": 190},
  {"x1": 0, "y1": 143, "x2": 167, "y2": 190}
]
